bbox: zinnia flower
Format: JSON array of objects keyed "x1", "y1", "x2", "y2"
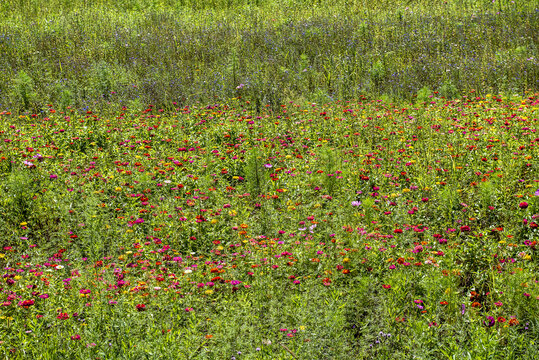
[{"x1": 484, "y1": 316, "x2": 495, "y2": 327}]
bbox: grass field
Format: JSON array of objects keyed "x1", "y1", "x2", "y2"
[
  {"x1": 1, "y1": 1, "x2": 538, "y2": 359},
  {"x1": 1, "y1": 0, "x2": 537, "y2": 110}
]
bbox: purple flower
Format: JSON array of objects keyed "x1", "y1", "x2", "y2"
[
  {"x1": 535, "y1": 189, "x2": 539, "y2": 197},
  {"x1": 351, "y1": 201, "x2": 362, "y2": 207},
  {"x1": 484, "y1": 316, "x2": 495, "y2": 327}
]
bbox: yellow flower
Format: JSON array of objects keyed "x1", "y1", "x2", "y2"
[{"x1": 205, "y1": 290, "x2": 214, "y2": 295}]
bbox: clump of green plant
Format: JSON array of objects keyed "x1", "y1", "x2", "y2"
[
  {"x1": 440, "y1": 80, "x2": 459, "y2": 99},
  {"x1": 10, "y1": 71, "x2": 37, "y2": 111},
  {"x1": 416, "y1": 86, "x2": 432, "y2": 103}
]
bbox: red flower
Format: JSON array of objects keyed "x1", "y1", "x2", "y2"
[
  {"x1": 460, "y1": 225, "x2": 470, "y2": 232},
  {"x1": 136, "y1": 304, "x2": 146, "y2": 312},
  {"x1": 519, "y1": 202, "x2": 528, "y2": 209},
  {"x1": 394, "y1": 229, "x2": 403, "y2": 234},
  {"x1": 18, "y1": 299, "x2": 35, "y2": 308}
]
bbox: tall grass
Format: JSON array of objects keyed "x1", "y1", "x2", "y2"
[{"x1": 0, "y1": 0, "x2": 537, "y2": 111}]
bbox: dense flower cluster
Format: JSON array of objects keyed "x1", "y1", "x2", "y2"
[{"x1": 0, "y1": 94, "x2": 538, "y2": 357}]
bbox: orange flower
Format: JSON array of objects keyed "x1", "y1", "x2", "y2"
[
  {"x1": 471, "y1": 302, "x2": 482, "y2": 308},
  {"x1": 509, "y1": 318, "x2": 519, "y2": 326},
  {"x1": 205, "y1": 334, "x2": 213, "y2": 339}
]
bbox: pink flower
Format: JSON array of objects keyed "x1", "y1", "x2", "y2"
[{"x1": 519, "y1": 202, "x2": 529, "y2": 209}]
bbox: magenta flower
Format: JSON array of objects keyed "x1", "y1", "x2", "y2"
[{"x1": 484, "y1": 316, "x2": 495, "y2": 327}]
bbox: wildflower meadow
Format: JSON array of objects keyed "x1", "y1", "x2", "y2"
[{"x1": 0, "y1": 0, "x2": 538, "y2": 359}]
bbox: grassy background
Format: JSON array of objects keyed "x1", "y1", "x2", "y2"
[{"x1": 0, "y1": 0, "x2": 537, "y2": 111}]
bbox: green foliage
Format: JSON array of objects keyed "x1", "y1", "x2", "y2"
[
  {"x1": 0, "y1": 1, "x2": 536, "y2": 110},
  {"x1": 416, "y1": 86, "x2": 432, "y2": 103},
  {"x1": 59, "y1": 89, "x2": 74, "y2": 110},
  {"x1": 10, "y1": 71, "x2": 37, "y2": 111},
  {"x1": 440, "y1": 80, "x2": 459, "y2": 100}
]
